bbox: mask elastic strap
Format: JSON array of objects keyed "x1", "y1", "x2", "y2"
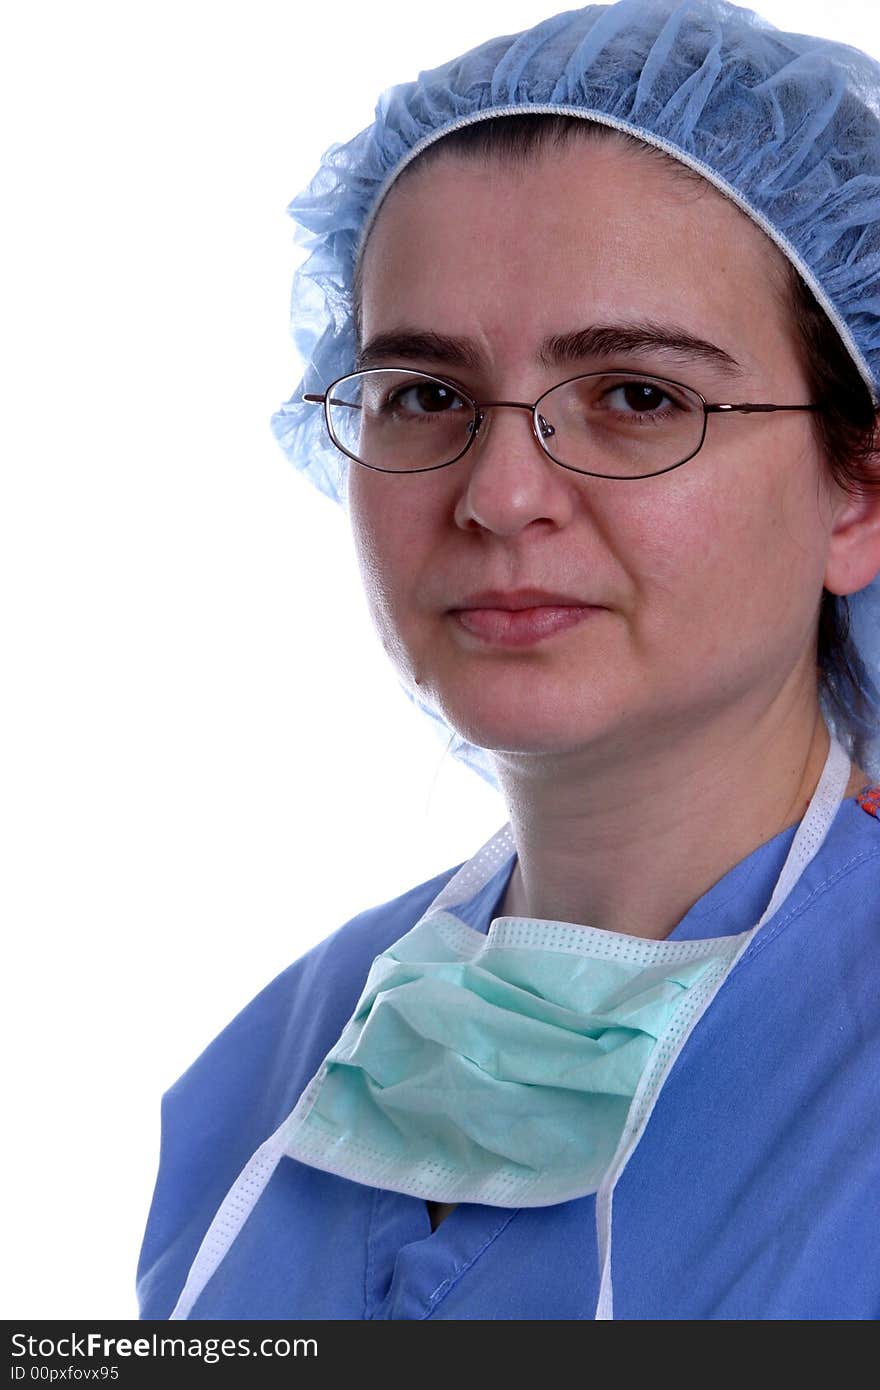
[
  {"x1": 591, "y1": 934, "x2": 751, "y2": 1321},
  {"x1": 428, "y1": 824, "x2": 517, "y2": 917},
  {"x1": 592, "y1": 733, "x2": 851, "y2": 1320},
  {"x1": 168, "y1": 1123, "x2": 289, "y2": 1320},
  {"x1": 594, "y1": 1182, "x2": 616, "y2": 1321}
]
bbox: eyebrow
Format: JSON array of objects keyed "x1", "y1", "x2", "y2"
[{"x1": 355, "y1": 322, "x2": 745, "y2": 376}]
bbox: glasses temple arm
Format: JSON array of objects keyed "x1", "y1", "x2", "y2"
[
  {"x1": 302, "y1": 393, "x2": 361, "y2": 411},
  {"x1": 705, "y1": 403, "x2": 821, "y2": 414}
]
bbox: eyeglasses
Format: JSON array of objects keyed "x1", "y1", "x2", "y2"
[{"x1": 303, "y1": 368, "x2": 821, "y2": 480}]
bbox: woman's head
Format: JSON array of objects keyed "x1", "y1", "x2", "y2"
[
  {"x1": 272, "y1": 0, "x2": 880, "y2": 777},
  {"x1": 349, "y1": 114, "x2": 880, "y2": 774},
  {"x1": 346, "y1": 126, "x2": 880, "y2": 778}
]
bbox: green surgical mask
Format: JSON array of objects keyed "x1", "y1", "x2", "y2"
[{"x1": 285, "y1": 911, "x2": 743, "y2": 1206}]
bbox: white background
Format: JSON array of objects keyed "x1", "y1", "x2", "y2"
[{"x1": 3, "y1": 0, "x2": 878, "y2": 1319}]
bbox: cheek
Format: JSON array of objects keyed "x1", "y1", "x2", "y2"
[
  {"x1": 347, "y1": 474, "x2": 433, "y2": 671},
  {"x1": 617, "y1": 443, "x2": 824, "y2": 652},
  {"x1": 349, "y1": 490, "x2": 399, "y2": 626}
]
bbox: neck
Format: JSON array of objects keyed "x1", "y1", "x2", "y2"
[{"x1": 492, "y1": 691, "x2": 864, "y2": 941}]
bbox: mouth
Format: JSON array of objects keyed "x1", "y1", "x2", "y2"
[{"x1": 449, "y1": 590, "x2": 604, "y2": 648}]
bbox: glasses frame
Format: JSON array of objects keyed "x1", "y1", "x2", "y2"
[{"x1": 303, "y1": 367, "x2": 822, "y2": 481}]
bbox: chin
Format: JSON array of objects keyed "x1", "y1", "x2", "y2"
[
  {"x1": 429, "y1": 682, "x2": 619, "y2": 761},
  {"x1": 405, "y1": 625, "x2": 649, "y2": 756}
]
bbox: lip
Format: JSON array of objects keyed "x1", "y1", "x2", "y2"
[
  {"x1": 449, "y1": 589, "x2": 604, "y2": 648},
  {"x1": 451, "y1": 588, "x2": 599, "y2": 611}
]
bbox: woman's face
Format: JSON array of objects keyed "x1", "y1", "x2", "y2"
[{"x1": 349, "y1": 138, "x2": 843, "y2": 770}]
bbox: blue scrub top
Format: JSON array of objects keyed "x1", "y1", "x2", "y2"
[{"x1": 137, "y1": 790, "x2": 880, "y2": 1320}]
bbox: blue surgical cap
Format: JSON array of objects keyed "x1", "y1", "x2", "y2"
[{"x1": 271, "y1": 0, "x2": 880, "y2": 783}]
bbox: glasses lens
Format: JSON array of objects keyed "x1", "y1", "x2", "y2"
[
  {"x1": 326, "y1": 370, "x2": 477, "y2": 472},
  {"x1": 538, "y1": 373, "x2": 705, "y2": 478}
]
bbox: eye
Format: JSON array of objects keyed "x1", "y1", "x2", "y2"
[
  {"x1": 387, "y1": 380, "x2": 469, "y2": 416},
  {"x1": 601, "y1": 379, "x2": 681, "y2": 416}
]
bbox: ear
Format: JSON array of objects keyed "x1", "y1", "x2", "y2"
[{"x1": 823, "y1": 425, "x2": 880, "y2": 597}]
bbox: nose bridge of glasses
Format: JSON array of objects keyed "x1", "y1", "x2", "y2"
[{"x1": 471, "y1": 398, "x2": 556, "y2": 452}]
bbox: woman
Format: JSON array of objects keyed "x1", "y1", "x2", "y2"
[{"x1": 138, "y1": 0, "x2": 880, "y2": 1320}]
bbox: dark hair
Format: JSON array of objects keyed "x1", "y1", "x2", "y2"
[{"x1": 353, "y1": 113, "x2": 880, "y2": 760}]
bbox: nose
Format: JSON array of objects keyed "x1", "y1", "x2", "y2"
[{"x1": 453, "y1": 403, "x2": 579, "y2": 536}]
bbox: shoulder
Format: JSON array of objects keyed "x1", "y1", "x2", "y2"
[
  {"x1": 818, "y1": 784, "x2": 880, "y2": 894},
  {"x1": 137, "y1": 859, "x2": 462, "y2": 1307},
  {"x1": 745, "y1": 786, "x2": 880, "y2": 974},
  {"x1": 798, "y1": 785, "x2": 880, "y2": 914}
]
